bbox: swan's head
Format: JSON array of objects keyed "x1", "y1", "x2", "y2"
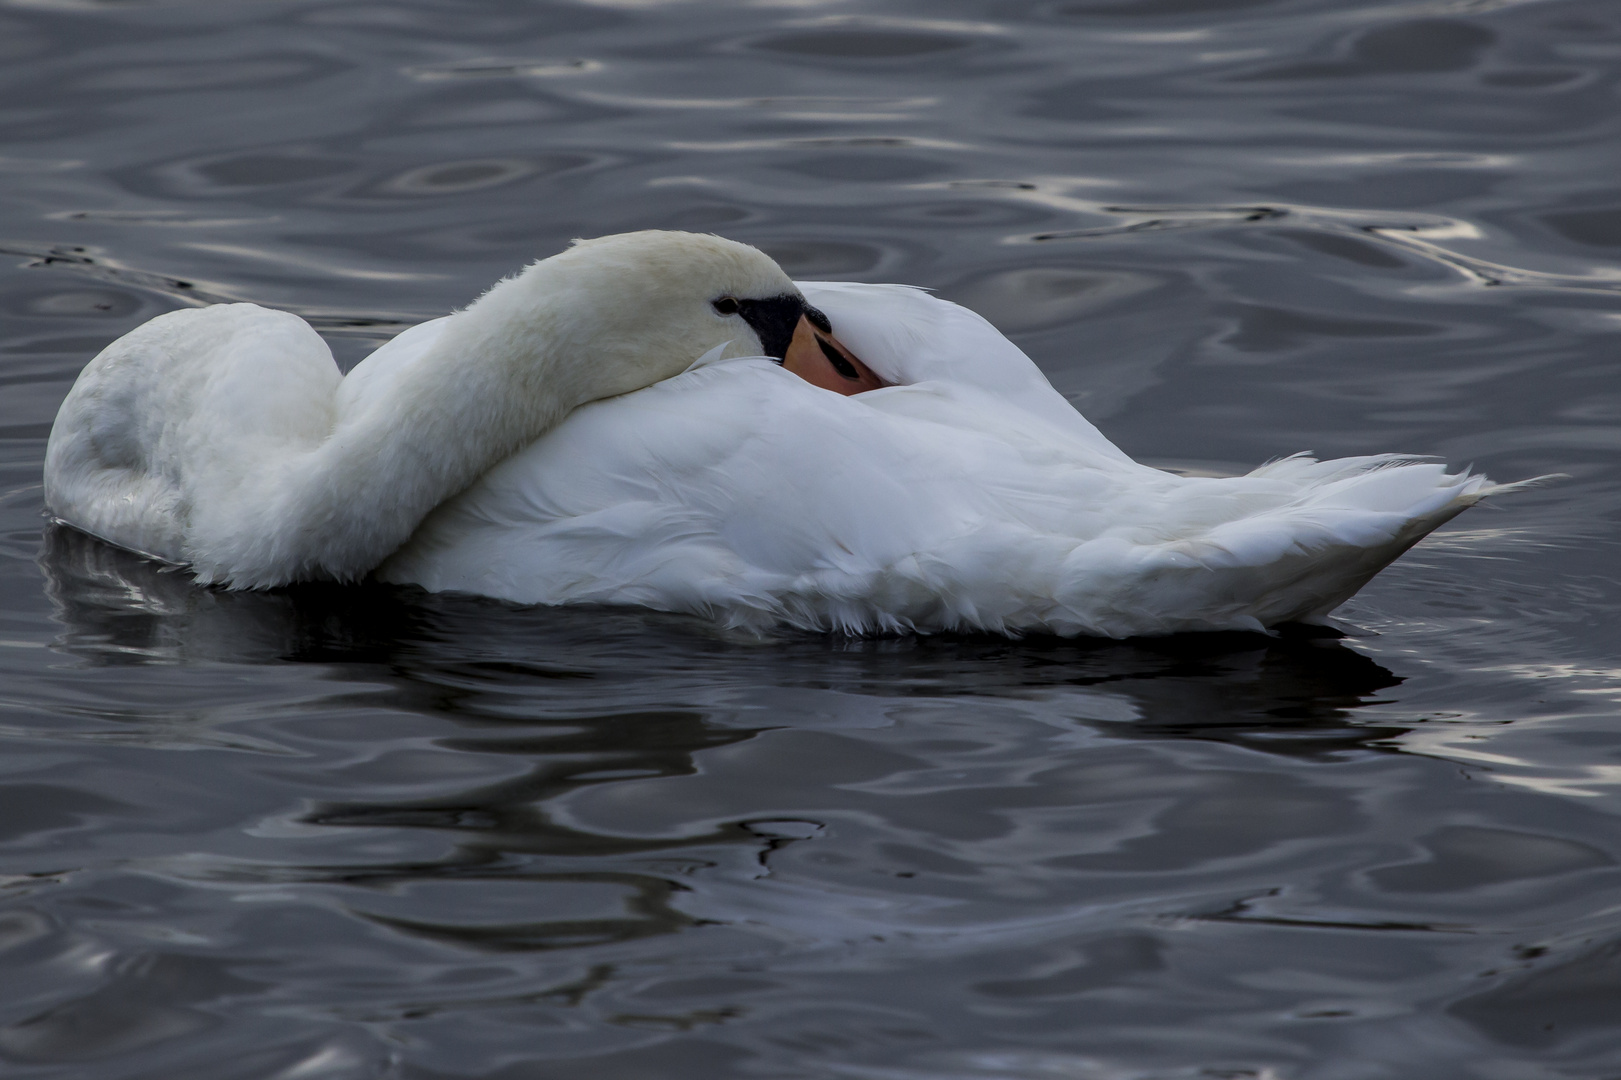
[
  {"x1": 564, "y1": 230, "x2": 809, "y2": 367},
  {"x1": 468, "y1": 230, "x2": 884, "y2": 410}
]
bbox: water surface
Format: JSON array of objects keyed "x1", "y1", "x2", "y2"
[{"x1": 3, "y1": 0, "x2": 1621, "y2": 1076}]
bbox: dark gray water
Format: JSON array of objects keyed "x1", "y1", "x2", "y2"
[{"x1": 2, "y1": 0, "x2": 1620, "y2": 1076}]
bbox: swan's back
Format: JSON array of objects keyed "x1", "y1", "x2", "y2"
[{"x1": 381, "y1": 283, "x2": 1506, "y2": 636}]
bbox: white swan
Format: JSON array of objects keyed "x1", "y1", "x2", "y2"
[{"x1": 45, "y1": 230, "x2": 1530, "y2": 636}]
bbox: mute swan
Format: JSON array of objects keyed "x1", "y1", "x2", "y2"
[{"x1": 45, "y1": 230, "x2": 1531, "y2": 636}]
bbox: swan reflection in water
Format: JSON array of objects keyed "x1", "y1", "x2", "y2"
[
  {"x1": 35, "y1": 523, "x2": 1420, "y2": 968},
  {"x1": 40, "y1": 522, "x2": 1409, "y2": 761}
]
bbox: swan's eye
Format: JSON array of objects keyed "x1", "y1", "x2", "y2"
[{"x1": 711, "y1": 297, "x2": 740, "y2": 316}]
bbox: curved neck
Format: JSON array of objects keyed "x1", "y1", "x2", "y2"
[
  {"x1": 332, "y1": 318, "x2": 571, "y2": 575},
  {"x1": 183, "y1": 239, "x2": 758, "y2": 589},
  {"x1": 193, "y1": 275, "x2": 586, "y2": 587}
]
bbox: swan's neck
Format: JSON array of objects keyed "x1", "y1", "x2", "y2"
[{"x1": 194, "y1": 273, "x2": 593, "y2": 587}]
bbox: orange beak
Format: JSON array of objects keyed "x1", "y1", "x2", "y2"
[{"x1": 781, "y1": 315, "x2": 888, "y2": 396}]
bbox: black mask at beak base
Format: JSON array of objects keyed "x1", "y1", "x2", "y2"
[{"x1": 734, "y1": 295, "x2": 817, "y2": 361}]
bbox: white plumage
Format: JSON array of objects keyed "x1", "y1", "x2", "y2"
[{"x1": 44, "y1": 230, "x2": 1527, "y2": 637}]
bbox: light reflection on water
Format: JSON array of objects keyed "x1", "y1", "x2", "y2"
[{"x1": 3, "y1": 0, "x2": 1621, "y2": 1076}]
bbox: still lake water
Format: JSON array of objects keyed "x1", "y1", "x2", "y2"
[{"x1": 2, "y1": 0, "x2": 1620, "y2": 1076}]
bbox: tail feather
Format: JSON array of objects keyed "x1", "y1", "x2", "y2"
[
  {"x1": 1053, "y1": 458, "x2": 1546, "y2": 635},
  {"x1": 1470, "y1": 473, "x2": 1568, "y2": 499}
]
